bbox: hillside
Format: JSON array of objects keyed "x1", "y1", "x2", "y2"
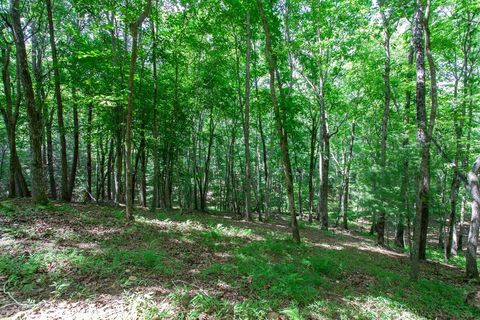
[{"x1": 1, "y1": 201, "x2": 479, "y2": 319}]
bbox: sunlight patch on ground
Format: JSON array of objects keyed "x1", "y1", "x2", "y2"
[
  {"x1": 10, "y1": 295, "x2": 130, "y2": 320},
  {"x1": 137, "y1": 215, "x2": 263, "y2": 241},
  {"x1": 309, "y1": 242, "x2": 345, "y2": 250},
  {"x1": 348, "y1": 295, "x2": 424, "y2": 320}
]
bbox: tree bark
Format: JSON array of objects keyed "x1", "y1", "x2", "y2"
[{"x1": 466, "y1": 156, "x2": 480, "y2": 278}]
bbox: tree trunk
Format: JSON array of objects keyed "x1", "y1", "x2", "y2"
[
  {"x1": 124, "y1": 0, "x2": 151, "y2": 221},
  {"x1": 318, "y1": 119, "x2": 330, "y2": 230},
  {"x1": 419, "y1": 0, "x2": 438, "y2": 259},
  {"x1": 242, "y1": 8, "x2": 253, "y2": 221},
  {"x1": 341, "y1": 120, "x2": 356, "y2": 229},
  {"x1": 410, "y1": 0, "x2": 430, "y2": 280},
  {"x1": 1, "y1": 46, "x2": 30, "y2": 198},
  {"x1": 466, "y1": 156, "x2": 480, "y2": 278},
  {"x1": 258, "y1": 104, "x2": 270, "y2": 221},
  {"x1": 67, "y1": 88, "x2": 79, "y2": 201},
  {"x1": 46, "y1": 108, "x2": 56, "y2": 199},
  {"x1": 10, "y1": 0, "x2": 48, "y2": 204},
  {"x1": 106, "y1": 139, "x2": 114, "y2": 200},
  {"x1": 257, "y1": 0, "x2": 300, "y2": 243},
  {"x1": 86, "y1": 103, "x2": 93, "y2": 200},
  {"x1": 151, "y1": 7, "x2": 160, "y2": 212},
  {"x1": 200, "y1": 110, "x2": 215, "y2": 212},
  {"x1": 457, "y1": 197, "x2": 465, "y2": 252},
  {"x1": 46, "y1": 0, "x2": 69, "y2": 201},
  {"x1": 376, "y1": 1, "x2": 391, "y2": 246},
  {"x1": 308, "y1": 117, "x2": 317, "y2": 223},
  {"x1": 401, "y1": 46, "x2": 414, "y2": 252}
]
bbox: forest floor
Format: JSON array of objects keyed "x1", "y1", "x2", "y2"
[{"x1": 0, "y1": 200, "x2": 479, "y2": 319}]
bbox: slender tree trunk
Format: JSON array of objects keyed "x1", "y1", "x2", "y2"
[
  {"x1": 318, "y1": 118, "x2": 330, "y2": 230},
  {"x1": 124, "y1": 0, "x2": 151, "y2": 220},
  {"x1": 46, "y1": 108, "x2": 56, "y2": 198},
  {"x1": 297, "y1": 168, "x2": 303, "y2": 217},
  {"x1": 314, "y1": 28, "x2": 330, "y2": 230},
  {"x1": 242, "y1": 8, "x2": 253, "y2": 221},
  {"x1": 342, "y1": 120, "x2": 356, "y2": 229},
  {"x1": 257, "y1": 0, "x2": 300, "y2": 243},
  {"x1": 410, "y1": 0, "x2": 429, "y2": 280},
  {"x1": 376, "y1": 2, "x2": 391, "y2": 246},
  {"x1": 457, "y1": 197, "x2": 465, "y2": 252},
  {"x1": 96, "y1": 137, "x2": 106, "y2": 201},
  {"x1": 86, "y1": 103, "x2": 93, "y2": 200},
  {"x1": 67, "y1": 88, "x2": 79, "y2": 201},
  {"x1": 200, "y1": 110, "x2": 215, "y2": 212},
  {"x1": 402, "y1": 46, "x2": 414, "y2": 252},
  {"x1": 106, "y1": 139, "x2": 114, "y2": 200},
  {"x1": 150, "y1": 6, "x2": 160, "y2": 212},
  {"x1": 46, "y1": 0, "x2": 69, "y2": 201},
  {"x1": 308, "y1": 117, "x2": 317, "y2": 223}
]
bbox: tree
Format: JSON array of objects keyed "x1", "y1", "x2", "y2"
[
  {"x1": 466, "y1": 156, "x2": 480, "y2": 278},
  {"x1": 125, "y1": 0, "x2": 152, "y2": 221},
  {"x1": 46, "y1": 0, "x2": 69, "y2": 201},
  {"x1": 9, "y1": 0, "x2": 48, "y2": 204},
  {"x1": 257, "y1": 0, "x2": 300, "y2": 243},
  {"x1": 375, "y1": 0, "x2": 392, "y2": 246},
  {"x1": 0, "y1": 43, "x2": 30, "y2": 198},
  {"x1": 411, "y1": 0, "x2": 438, "y2": 280},
  {"x1": 242, "y1": 5, "x2": 253, "y2": 221}
]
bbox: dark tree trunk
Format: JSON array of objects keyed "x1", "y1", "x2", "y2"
[
  {"x1": 1, "y1": 46, "x2": 30, "y2": 198},
  {"x1": 106, "y1": 139, "x2": 114, "y2": 200},
  {"x1": 410, "y1": 0, "x2": 427, "y2": 280},
  {"x1": 411, "y1": 0, "x2": 437, "y2": 280},
  {"x1": 10, "y1": 0, "x2": 48, "y2": 204},
  {"x1": 86, "y1": 103, "x2": 93, "y2": 200},
  {"x1": 43, "y1": 105, "x2": 56, "y2": 198},
  {"x1": 46, "y1": 0, "x2": 69, "y2": 201},
  {"x1": 67, "y1": 89, "x2": 79, "y2": 201},
  {"x1": 259, "y1": 113, "x2": 270, "y2": 221}
]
